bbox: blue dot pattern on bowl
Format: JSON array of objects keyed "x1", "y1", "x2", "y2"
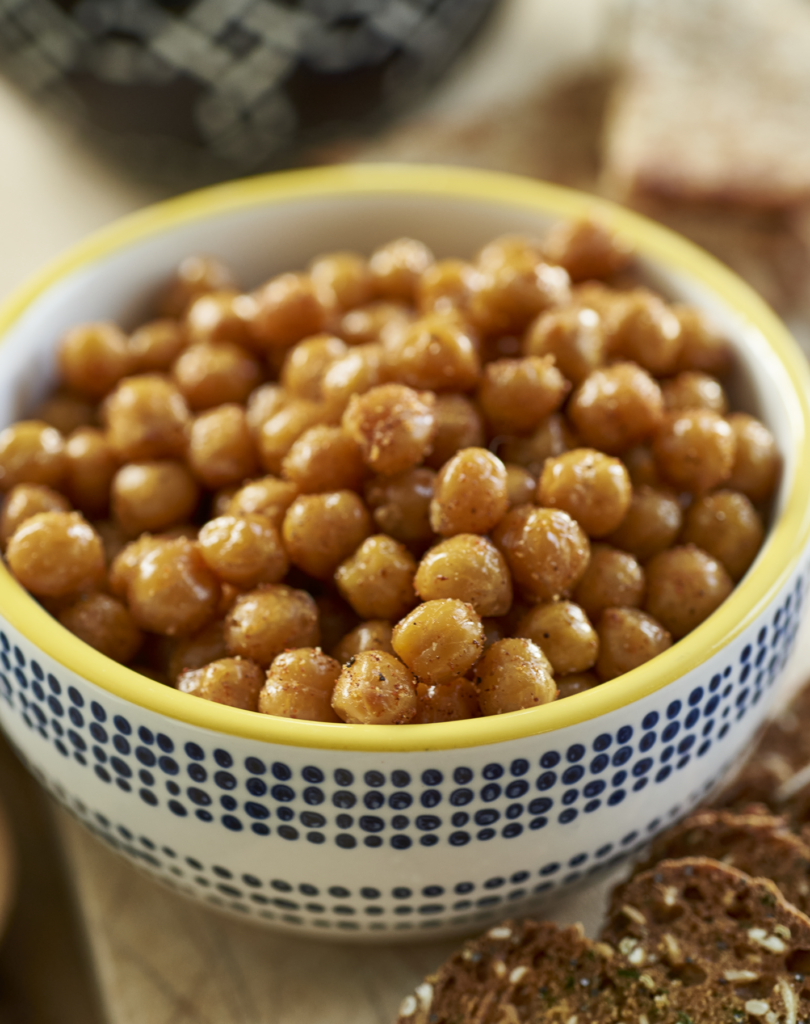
[{"x1": 0, "y1": 567, "x2": 805, "y2": 936}]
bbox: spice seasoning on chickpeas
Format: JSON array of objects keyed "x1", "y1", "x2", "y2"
[{"x1": 0, "y1": 219, "x2": 780, "y2": 724}]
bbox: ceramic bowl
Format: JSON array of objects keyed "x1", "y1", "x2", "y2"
[{"x1": 0, "y1": 165, "x2": 808, "y2": 942}]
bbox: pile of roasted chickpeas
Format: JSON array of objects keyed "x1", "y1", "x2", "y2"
[{"x1": 0, "y1": 218, "x2": 780, "y2": 725}]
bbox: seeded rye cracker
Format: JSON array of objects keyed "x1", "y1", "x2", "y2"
[{"x1": 600, "y1": 857, "x2": 810, "y2": 1023}]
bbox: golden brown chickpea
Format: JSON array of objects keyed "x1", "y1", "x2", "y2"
[
  {"x1": 556, "y1": 671, "x2": 600, "y2": 700},
  {"x1": 496, "y1": 505, "x2": 590, "y2": 602},
  {"x1": 572, "y1": 543, "x2": 645, "y2": 623},
  {"x1": 6, "y1": 511, "x2": 104, "y2": 598},
  {"x1": 111, "y1": 460, "x2": 199, "y2": 536},
  {"x1": 369, "y1": 237, "x2": 434, "y2": 303},
  {"x1": 281, "y1": 425, "x2": 366, "y2": 494},
  {"x1": 33, "y1": 391, "x2": 95, "y2": 435},
  {"x1": 257, "y1": 399, "x2": 329, "y2": 476},
  {"x1": 478, "y1": 356, "x2": 569, "y2": 435},
  {"x1": 568, "y1": 362, "x2": 664, "y2": 455},
  {"x1": 332, "y1": 650, "x2": 418, "y2": 725},
  {"x1": 392, "y1": 598, "x2": 484, "y2": 686},
  {"x1": 258, "y1": 648, "x2": 342, "y2": 722},
  {"x1": 0, "y1": 421, "x2": 66, "y2": 491},
  {"x1": 476, "y1": 637, "x2": 556, "y2": 715},
  {"x1": 516, "y1": 601, "x2": 598, "y2": 675},
  {"x1": 225, "y1": 583, "x2": 319, "y2": 665},
  {"x1": 282, "y1": 490, "x2": 371, "y2": 580},
  {"x1": 653, "y1": 409, "x2": 735, "y2": 494},
  {"x1": 183, "y1": 290, "x2": 255, "y2": 348},
  {"x1": 596, "y1": 608, "x2": 672, "y2": 681},
  {"x1": 103, "y1": 374, "x2": 190, "y2": 462},
  {"x1": 725, "y1": 412, "x2": 781, "y2": 503},
  {"x1": 662, "y1": 371, "x2": 728, "y2": 415},
  {"x1": 171, "y1": 341, "x2": 261, "y2": 411},
  {"x1": 430, "y1": 447, "x2": 508, "y2": 537},
  {"x1": 604, "y1": 291, "x2": 681, "y2": 376},
  {"x1": 57, "y1": 322, "x2": 132, "y2": 399},
  {"x1": 544, "y1": 218, "x2": 633, "y2": 281},
  {"x1": 180, "y1": 657, "x2": 265, "y2": 712},
  {"x1": 168, "y1": 622, "x2": 228, "y2": 682},
  {"x1": 504, "y1": 463, "x2": 536, "y2": 509},
  {"x1": 338, "y1": 302, "x2": 413, "y2": 347},
  {"x1": 128, "y1": 319, "x2": 187, "y2": 373},
  {"x1": 280, "y1": 334, "x2": 347, "y2": 401},
  {"x1": 537, "y1": 447, "x2": 631, "y2": 539},
  {"x1": 604, "y1": 485, "x2": 682, "y2": 563},
  {"x1": 385, "y1": 313, "x2": 480, "y2": 392},
  {"x1": 672, "y1": 305, "x2": 733, "y2": 376},
  {"x1": 332, "y1": 620, "x2": 395, "y2": 664},
  {"x1": 57, "y1": 592, "x2": 143, "y2": 663},
  {"x1": 228, "y1": 475, "x2": 298, "y2": 529},
  {"x1": 335, "y1": 535, "x2": 417, "y2": 620},
  {"x1": 64, "y1": 427, "x2": 118, "y2": 517},
  {"x1": 309, "y1": 251, "x2": 374, "y2": 312},
  {"x1": 681, "y1": 490, "x2": 764, "y2": 582},
  {"x1": 187, "y1": 404, "x2": 257, "y2": 489},
  {"x1": 645, "y1": 544, "x2": 733, "y2": 639},
  {"x1": 245, "y1": 383, "x2": 287, "y2": 437},
  {"x1": 476, "y1": 234, "x2": 543, "y2": 270},
  {"x1": 412, "y1": 677, "x2": 480, "y2": 724},
  {"x1": 495, "y1": 413, "x2": 575, "y2": 478},
  {"x1": 468, "y1": 256, "x2": 571, "y2": 337},
  {"x1": 108, "y1": 534, "x2": 164, "y2": 598},
  {"x1": 198, "y1": 514, "x2": 288, "y2": 588},
  {"x1": 364, "y1": 467, "x2": 435, "y2": 548},
  {"x1": 127, "y1": 537, "x2": 220, "y2": 636},
  {"x1": 524, "y1": 306, "x2": 605, "y2": 386},
  {"x1": 424, "y1": 394, "x2": 485, "y2": 470},
  {"x1": 414, "y1": 534, "x2": 512, "y2": 617},
  {"x1": 159, "y1": 254, "x2": 235, "y2": 319},
  {"x1": 248, "y1": 272, "x2": 326, "y2": 352},
  {"x1": 621, "y1": 446, "x2": 662, "y2": 489},
  {"x1": 321, "y1": 343, "x2": 387, "y2": 415},
  {"x1": 0, "y1": 484, "x2": 70, "y2": 549},
  {"x1": 416, "y1": 259, "x2": 473, "y2": 315},
  {"x1": 342, "y1": 383, "x2": 436, "y2": 476}
]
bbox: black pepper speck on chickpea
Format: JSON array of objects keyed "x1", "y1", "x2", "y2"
[{"x1": 0, "y1": 219, "x2": 777, "y2": 723}]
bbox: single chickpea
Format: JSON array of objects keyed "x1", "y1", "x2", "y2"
[
  {"x1": 476, "y1": 637, "x2": 556, "y2": 715},
  {"x1": 64, "y1": 427, "x2": 118, "y2": 518},
  {"x1": 281, "y1": 425, "x2": 366, "y2": 494},
  {"x1": 57, "y1": 322, "x2": 132, "y2": 398},
  {"x1": 183, "y1": 290, "x2": 255, "y2": 348},
  {"x1": 168, "y1": 622, "x2": 228, "y2": 682},
  {"x1": 543, "y1": 218, "x2": 633, "y2": 282},
  {"x1": 128, "y1": 319, "x2": 187, "y2": 373},
  {"x1": 478, "y1": 356, "x2": 569, "y2": 435},
  {"x1": 103, "y1": 374, "x2": 190, "y2": 462},
  {"x1": 0, "y1": 421, "x2": 66, "y2": 491},
  {"x1": 57, "y1": 592, "x2": 143, "y2": 663},
  {"x1": 604, "y1": 485, "x2": 682, "y2": 563},
  {"x1": 342, "y1": 383, "x2": 436, "y2": 476},
  {"x1": 604, "y1": 291, "x2": 681, "y2": 376},
  {"x1": 495, "y1": 506, "x2": 590, "y2": 602},
  {"x1": 257, "y1": 399, "x2": 329, "y2": 476},
  {"x1": 282, "y1": 490, "x2": 371, "y2": 580},
  {"x1": 179, "y1": 657, "x2": 265, "y2": 712},
  {"x1": 158, "y1": 254, "x2": 235, "y2": 319},
  {"x1": 621, "y1": 446, "x2": 662, "y2": 489},
  {"x1": 412, "y1": 677, "x2": 480, "y2": 724},
  {"x1": 681, "y1": 490, "x2": 764, "y2": 582},
  {"x1": 245, "y1": 383, "x2": 287, "y2": 437},
  {"x1": 259, "y1": 648, "x2": 342, "y2": 722},
  {"x1": 338, "y1": 302, "x2": 413, "y2": 347},
  {"x1": 198, "y1": 514, "x2": 288, "y2": 588},
  {"x1": 335, "y1": 535, "x2": 417, "y2": 620},
  {"x1": 496, "y1": 413, "x2": 575, "y2": 478},
  {"x1": 33, "y1": 391, "x2": 95, "y2": 435},
  {"x1": 662, "y1": 371, "x2": 728, "y2": 415},
  {"x1": 516, "y1": 601, "x2": 598, "y2": 675},
  {"x1": 369, "y1": 237, "x2": 434, "y2": 303},
  {"x1": 416, "y1": 258, "x2": 473, "y2": 315},
  {"x1": 476, "y1": 234, "x2": 543, "y2": 270},
  {"x1": 225, "y1": 584, "x2": 319, "y2": 665},
  {"x1": 0, "y1": 484, "x2": 70, "y2": 549},
  {"x1": 414, "y1": 534, "x2": 512, "y2": 617},
  {"x1": 280, "y1": 334, "x2": 347, "y2": 401},
  {"x1": 314, "y1": 594, "x2": 359, "y2": 655},
  {"x1": 568, "y1": 363, "x2": 664, "y2": 455},
  {"x1": 653, "y1": 409, "x2": 735, "y2": 494},
  {"x1": 572, "y1": 543, "x2": 645, "y2": 622},
  {"x1": 392, "y1": 598, "x2": 484, "y2": 686},
  {"x1": 321, "y1": 343, "x2": 386, "y2": 415},
  {"x1": 468, "y1": 256, "x2": 571, "y2": 337},
  {"x1": 645, "y1": 545, "x2": 733, "y2": 639},
  {"x1": 172, "y1": 342, "x2": 261, "y2": 410},
  {"x1": 556, "y1": 671, "x2": 600, "y2": 700},
  {"x1": 111, "y1": 460, "x2": 199, "y2": 536},
  {"x1": 187, "y1": 404, "x2": 258, "y2": 489},
  {"x1": 248, "y1": 272, "x2": 326, "y2": 352},
  {"x1": 127, "y1": 537, "x2": 220, "y2": 636},
  {"x1": 596, "y1": 608, "x2": 672, "y2": 681},
  {"x1": 424, "y1": 394, "x2": 485, "y2": 470},
  {"x1": 108, "y1": 534, "x2": 165, "y2": 598},
  {"x1": 6, "y1": 511, "x2": 105, "y2": 598},
  {"x1": 364, "y1": 467, "x2": 435, "y2": 548},
  {"x1": 504, "y1": 464, "x2": 536, "y2": 509},
  {"x1": 725, "y1": 413, "x2": 780, "y2": 503},
  {"x1": 524, "y1": 306, "x2": 605, "y2": 386},
  {"x1": 672, "y1": 305, "x2": 733, "y2": 376},
  {"x1": 330, "y1": 649, "x2": 419, "y2": 726},
  {"x1": 228, "y1": 475, "x2": 299, "y2": 530},
  {"x1": 309, "y1": 251, "x2": 374, "y2": 312},
  {"x1": 537, "y1": 448, "x2": 631, "y2": 537},
  {"x1": 332, "y1": 620, "x2": 395, "y2": 664},
  {"x1": 430, "y1": 448, "x2": 508, "y2": 537},
  {"x1": 385, "y1": 313, "x2": 480, "y2": 392}
]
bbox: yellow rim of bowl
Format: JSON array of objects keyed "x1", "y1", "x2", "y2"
[{"x1": 1, "y1": 164, "x2": 809, "y2": 753}]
